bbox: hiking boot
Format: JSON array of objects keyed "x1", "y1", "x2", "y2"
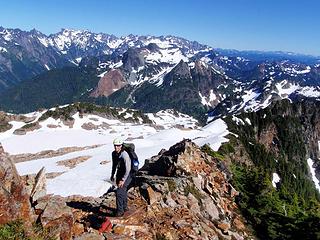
[{"x1": 115, "y1": 211, "x2": 124, "y2": 217}]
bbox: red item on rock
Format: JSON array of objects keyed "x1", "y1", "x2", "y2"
[{"x1": 98, "y1": 217, "x2": 112, "y2": 233}]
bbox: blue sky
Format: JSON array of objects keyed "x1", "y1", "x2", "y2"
[{"x1": 1, "y1": 0, "x2": 319, "y2": 56}]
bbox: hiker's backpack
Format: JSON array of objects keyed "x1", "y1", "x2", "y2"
[{"x1": 122, "y1": 142, "x2": 139, "y2": 174}]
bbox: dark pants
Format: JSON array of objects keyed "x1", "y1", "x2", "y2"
[{"x1": 116, "y1": 175, "x2": 132, "y2": 214}]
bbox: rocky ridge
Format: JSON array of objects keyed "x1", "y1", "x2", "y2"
[{"x1": 0, "y1": 140, "x2": 253, "y2": 239}]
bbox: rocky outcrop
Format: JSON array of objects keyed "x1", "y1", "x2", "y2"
[
  {"x1": 146, "y1": 43, "x2": 160, "y2": 52},
  {"x1": 56, "y1": 156, "x2": 91, "y2": 169},
  {"x1": 133, "y1": 139, "x2": 251, "y2": 239},
  {"x1": 163, "y1": 60, "x2": 191, "y2": 87},
  {"x1": 257, "y1": 122, "x2": 280, "y2": 154},
  {"x1": 12, "y1": 145, "x2": 101, "y2": 163},
  {"x1": 90, "y1": 69, "x2": 127, "y2": 97},
  {"x1": 39, "y1": 195, "x2": 74, "y2": 240},
  {"x1": 0, "y1": 144, "x2": 78, "y2": 239},
  {"x1": 0, "y1": 143, "x2": 35, "y2": 225},
  {"x1": 29, "y1": 167, "x2": 47, "y2": 203},
  {"x1": 45, "y1": 139, "x2": 252, "y2": 239},
  {"x1": 13, "y1": 121, "x2": 41, "y2": 135},
  {"x1": 0, "y1": 111, "x2": 36, "y2": 133},
  {"x1": 122, "y1": 48, "x2": 145, "y2": 72},
  {"x1": 0, "y1": 111, "x2": 12, "y2": 132},
  {"x1": 0, "y1": 139, "x2": 252, "y2": 239}
]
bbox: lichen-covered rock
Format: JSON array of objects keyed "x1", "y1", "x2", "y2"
[{"x1": 0, "y1": 144, "x2": 34, "y2": 225}]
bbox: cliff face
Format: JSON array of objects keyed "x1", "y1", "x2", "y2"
[
  {"x1": 90, "y1": 69, "x2": 127, "y2": 97},
  {"x1": 222, "y1": 99, "x2": 320, "y2": 240},
  {"x1": 227, "y1": 99, "x2": 320, "y2": 181},
  {"x1": 263, "y1": 100, "x2": 320, "y2": 179}
]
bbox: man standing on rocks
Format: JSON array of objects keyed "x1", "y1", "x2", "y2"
[{"x1": 110, "y1": 138, "x2": 132, "y2": 217}]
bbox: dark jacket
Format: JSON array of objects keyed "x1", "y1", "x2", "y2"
[{"x1": 111, "y1": 149, "x2": 131, "y2": 183}]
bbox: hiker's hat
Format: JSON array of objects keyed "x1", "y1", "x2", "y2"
[{"x1": 113, "y1": 138, "x2": 123, "y2": 145}]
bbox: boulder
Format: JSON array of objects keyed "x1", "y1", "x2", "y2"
[
  {"x1": 0, "y1": 144, "x2": 34, "y2": 225},
  {"x1": 40, "y1": 195, "x2": 74, "y2": 240},
  {"x1": 202, "y1": 197, "x2": 220, "y2": 220},
  {"x1": 140, "y1": 184, "x2": 161, "y2": 205}
]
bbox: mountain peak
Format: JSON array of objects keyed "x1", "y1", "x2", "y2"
[
  {"x1": 59, "y1": 28, "x2": 88, "y2": 37},
  {"x1": 122, "y1": 48, "x2": 145, "y2": 71},
  {"x1": 173, "y1": 60, "x2": 191, "y2": 76},
  {"x1": 162, "y1": 60, "x2": 192, "y2": 87}
]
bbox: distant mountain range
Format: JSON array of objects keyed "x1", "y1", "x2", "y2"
[
  {"x1": 216, "y1": 48, "x2": 320, "y2": 63},
  {"x1": 0, "y1": 27, "x2": 206, "y2": 90},
  {"x1": 1, "y1": 27, "x2": 320, "y2": 123}
]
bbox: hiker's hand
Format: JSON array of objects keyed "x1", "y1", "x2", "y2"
[
  {"x1": 118, "y1": 180, "x2": 124, "y2": 188},
  {"x1": 110, "y1": 176, "x2": 114, "y2": 182}
]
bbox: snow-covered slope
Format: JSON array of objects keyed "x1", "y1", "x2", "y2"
[{"x1": 0, "y1": 108, "x2": 229, "y2": 197}]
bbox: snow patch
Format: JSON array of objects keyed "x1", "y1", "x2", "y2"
[
  {"x1": 109, "y1": 61, "x2": 123, "y2": 69},
  {"x1": 199, "y1": 90, "x2": 217, "y2": 106},
  {"x1": 272, "y1": 173, "x2": 280, "y2": 188},
  {"x1": 0, "y1": 46, "x2": 8, "y2": 53},
  {"x1": 275, "y1": 80, "x2": 299, "y2": 97},
  {"x1": 260, "y1": 95, "x2": 273, "y2": 109},
  {"x1": 307, "y1": 158, "x2": 320, "y2": 193},
  {"x1": 245, "y1": 118, "x2": 251, "y2": 125},
  {"x1": 193, "y1": 119, "x2": 229, "y2": 151},
  {"x1": 298, "y1": 86, "x2": 320, "y2": 98},
  {"x1": 98, "y1": 70, "x2": 108, "y2": 77},
  {"x1": 146, "y1": 110, "x2": 198, "y2": 129},
  {"x1": 232, "y1": 116, "x2": 244, "y2": 125},
  {"x1": 107, "y1": 39, "x2": 123, "y2": 49},
  {"x1": 152, "y1": 66, "x2": 175, "y2": 87},
  {"x1": 0, "y1": 29, "x2": 12, "y2": 41},
  {"x1": 38, "y1": 37, "x2": 49, "y2": 47},
  {"x1": 145, "y1": 47, "x2": 188, "y2": 65},
  {"x1": 75, "y1": 57, "x2": 82, "y2": 63}
]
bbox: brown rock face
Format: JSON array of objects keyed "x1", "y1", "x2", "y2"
[
  {"x1": 90, "y1": 69, "x2": 127, "y2": 97},
  {"x1": 257, "y1": 122, "x2": 279, "y2": 153},
  {"x1": 40, "y1": 195, "x2": 74, "y2": 240},
  {"x1": 0, "y1": 143, "x2": 34, "y2": 225}
]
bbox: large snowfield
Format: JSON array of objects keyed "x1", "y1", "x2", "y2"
[{"x1": 0, "y1": 110, "x2": 229, "y2": 197}]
